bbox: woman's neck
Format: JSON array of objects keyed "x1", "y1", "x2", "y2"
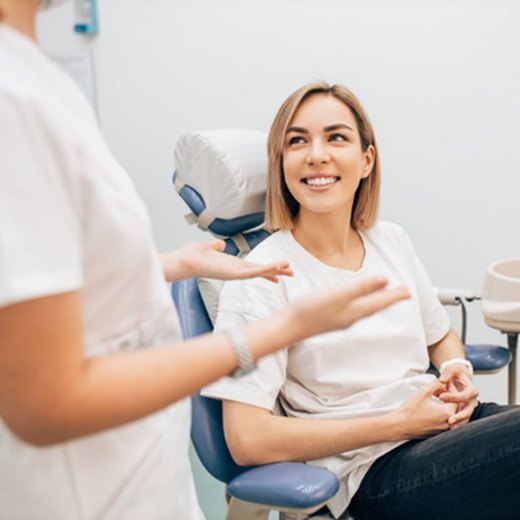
[
  {"x1": 1, "y1": 0, "x2": 39, "y2": 41},
  {"x1": 291, "y1": 209, "x2": 365, "y2": 271}
]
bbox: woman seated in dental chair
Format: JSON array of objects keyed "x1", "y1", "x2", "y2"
[{"x1": 203, "y1": 82, "x2": 520, "y2": 520}]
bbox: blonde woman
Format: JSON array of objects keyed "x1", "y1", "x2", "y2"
[
  {"x1": 0, "y1": 3, "x2": 408, "y2": 519},
  {"x1": 203, "y1": 83, "x2": 520, "y2": 520}
]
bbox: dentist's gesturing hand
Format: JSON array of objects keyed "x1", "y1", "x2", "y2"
[
  {"x1": 161, "y1": 239, "x2": 294, "y2": 283},
  {"x1": 291, "y1": 277, "x2": 410, "y2": 339}
]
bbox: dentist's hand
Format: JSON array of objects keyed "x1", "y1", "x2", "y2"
[
  {"x1": 291, "y1": 277, "x2": 410, "y2": 339},
  {"x1": 438, "y1": 364, "x2": 479, "y2": 429},
  {"x1": 161, "y1": 239, "x2": 294, "y2": 283},
  {"x1": 244, "y1": 276, "x2": 411, "y2": 368}
]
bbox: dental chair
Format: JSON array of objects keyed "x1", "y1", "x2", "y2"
[
  {"x1": 172, "y1": 129, "x2": 340, "y2": 520},
  {"x1": 170, "y1": 129, "x2": 512, "y2": 520},
  {"x1": 172, "y1": 277, "x2": 340, "y2": 520}
]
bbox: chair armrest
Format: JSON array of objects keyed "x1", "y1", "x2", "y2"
[
  {"x1": 435, "y1": 287, "x2": 478, "y2": 306},
  {"x1": 464, "y1": 344, "x2": 512, "y2": 373},
  {"x1": 227, "y1": 461, "x2": 340, "y2": 509}
]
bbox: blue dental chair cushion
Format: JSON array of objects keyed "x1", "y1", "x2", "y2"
[
  {"x1": 172, "y1": 277, "x2": 341, "y2": 511},
  {"x1": 464, "y1": 343, "x2": 511, "y2": 372}
]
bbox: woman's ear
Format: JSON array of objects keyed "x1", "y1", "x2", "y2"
[{"x1": 361, "y1": 145, "x2": 376, "y2": 179}]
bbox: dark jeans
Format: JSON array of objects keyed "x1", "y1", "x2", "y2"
[{"x1": 349, "y1": 403, "x2": 520, "y2": 520}]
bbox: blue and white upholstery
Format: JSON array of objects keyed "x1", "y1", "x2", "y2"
[{"x1": 173, "y1": 129, "x2": 340, "y2": 519}]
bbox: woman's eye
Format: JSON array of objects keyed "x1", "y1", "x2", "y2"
[
  {"x1": 288, "y1": 136, "x2": 306, "y2": 146},
  {"x1": 329, "y1": 133, "x2": 347, "y2": 142}
]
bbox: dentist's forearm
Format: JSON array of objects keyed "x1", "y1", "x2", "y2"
[{"x1": 0, "y1": 291, "x2": 299, "y2": 446}]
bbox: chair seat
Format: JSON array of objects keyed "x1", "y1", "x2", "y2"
[
  {"x1": 464, "y1": 344, "x2": 512, "y2": 372},
  {"x1": 227, "y1": 462, "x2": 340, "y2": 509}
]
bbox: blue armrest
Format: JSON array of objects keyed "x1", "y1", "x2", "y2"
[
  {"x1": 228, "y1": 462, "x2": 340, "y2": 509},
  {"x1": 464, "y1": 344, "x2": 511, "y2": 372}
]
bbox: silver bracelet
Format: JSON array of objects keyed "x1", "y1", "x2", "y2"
[
  {"x1": 225, "y1": 326, "x2": 257, "y2": 378},
  {"x1": 439, "y1": 358, "x2": 473, "y2": 376}
]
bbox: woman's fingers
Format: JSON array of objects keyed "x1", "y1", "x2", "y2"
[
  {"x1": 448, "y1": 399, "x2": 479, "y2": 428},
  {"x1": 438, "y1": 375, "x2": 479, "y2": 404},
  {"x1": 439, "y1": 388, "x2": 475, "y2": 403}
]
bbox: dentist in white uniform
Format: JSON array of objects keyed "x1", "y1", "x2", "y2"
[{"x1": 0, "y1": 1, "x2": 408, "y2": 518}]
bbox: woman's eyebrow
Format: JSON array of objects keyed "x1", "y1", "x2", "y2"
[
  {"x1": 286, "y1": 126, "x2": 308, "y2": 134},
  {"x1": 286, "y1": 123, "x2": 354, "y2": 134},
  {"x1": 324, "y1": 123, "x2": 354, "y2": 132}
]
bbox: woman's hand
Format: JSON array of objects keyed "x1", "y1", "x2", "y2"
[
  {"x1": 438, "y1": 364, "x2": 479, "y2": 429},
  {"x1": 161, "y1": 239, "x2": 294, "y2": 283},
  {"x1": 392, "y1": 381, "x2": 457, "y2": 440}
]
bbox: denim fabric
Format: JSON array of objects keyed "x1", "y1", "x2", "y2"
[{"x1": 349, "y1": 402, "x2": 520, "y2": 520}]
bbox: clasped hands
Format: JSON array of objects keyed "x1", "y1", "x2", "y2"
[
  {"x1": 436, "y1": 363, "x2": 479, "y2": 429},
  {"x1": 397, "y1": 368, "x2": 479, "y2": 440}
]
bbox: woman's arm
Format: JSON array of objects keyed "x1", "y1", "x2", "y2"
[
  {"x1": 223, "y1": 380, "x2": 455, "y2": 466},
  {"x1": 0, "y1": 277, "x2": 408, "y2": 446},
  {"x1": 160, "y1": 239, "x2": 294, "y2": 283},
  {"x1": 428, "y1": 328, "x2": 466, "y2": 370}
]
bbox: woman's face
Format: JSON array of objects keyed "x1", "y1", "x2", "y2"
[{"x1": 282, "y1": 93, "x2": 374, "y2": 221}]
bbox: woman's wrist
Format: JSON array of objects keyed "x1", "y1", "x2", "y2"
[
  {"x1": 439, "y1": 358, "x2": 473, "y2": 377},
  {"x1": 385, "y1": 408, "x2": 408, "y2": 441}
]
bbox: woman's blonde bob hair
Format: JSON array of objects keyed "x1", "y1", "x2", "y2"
[{"x1": 266, "y1": 82, "x2": 380, "y2": 231}]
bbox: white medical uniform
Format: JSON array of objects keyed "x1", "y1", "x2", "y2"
[
  {"x1": 0, "y1": 25, "x2": 204, "y2": 520},
  {"x1": 203, "y1": 222, "x2": 450, "y2": 519}
]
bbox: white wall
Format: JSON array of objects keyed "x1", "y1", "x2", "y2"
[{"x1": 37, "y1": 0, "x2": 520, "y2": 402}]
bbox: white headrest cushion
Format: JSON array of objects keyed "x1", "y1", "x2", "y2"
[{"x1": 174, "y1": 129, "x2": 268, "y2": 220}]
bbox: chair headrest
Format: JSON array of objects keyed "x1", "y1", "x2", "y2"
[{"x1": 173, "y1": 129, "x2": 268, "y2": 238}]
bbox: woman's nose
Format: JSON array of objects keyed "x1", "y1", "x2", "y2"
[{"x1": 306, "y1": 140, "x2": 330, "y2": 165}]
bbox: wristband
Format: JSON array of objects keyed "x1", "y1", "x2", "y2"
[
  {"x1": 225, "y1": 326, "x2": 257, "y2": 378},
  {"x1": 439, "y1": 358, "x2": 473, "y2": 376}
]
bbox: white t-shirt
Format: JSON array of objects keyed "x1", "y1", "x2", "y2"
[
  {"x1": 203, "y1": 222, "x2": 450, "y2": 518},
  {"x1": 0, "y1": 25, "x2": 203, "y2": 520}
]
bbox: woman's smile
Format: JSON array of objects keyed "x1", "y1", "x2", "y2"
[{"x1": 301, "y1": 175, "x2": 340, "y2": 189}]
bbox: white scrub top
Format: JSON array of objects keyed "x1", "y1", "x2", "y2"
[{"x1": 0, "y1": 24, "x2": 204, "y2": 520}]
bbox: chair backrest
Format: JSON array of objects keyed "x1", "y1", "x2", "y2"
[
  {"x1": 173, "y1": 129, "x2": 268, "y2": 240},
  {"x1": 172, "y1": 129, "x2": 270, "y2": 483},
  {"x1": 172, "y1": 278, "x2": 254, "y2": 484}
]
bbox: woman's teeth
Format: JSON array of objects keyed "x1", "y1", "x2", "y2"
[{"x1": 304, "y1": 177, "x2": 338, "y2": 187}]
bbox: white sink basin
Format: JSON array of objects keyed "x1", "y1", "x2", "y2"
[{"x1": 482, "y1": 258, "x2": 520, "y2": 333}]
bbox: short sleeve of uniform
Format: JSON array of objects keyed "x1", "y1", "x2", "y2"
[
  {"x1": 0, "y1": 91, "x2": 82, "y2": 307},
  {"x1": 395, "y1": 224, "x2": 450, "y2": 346},
  {"x1": 202, "y1": 275, "x2": 289, "y2": 411}
]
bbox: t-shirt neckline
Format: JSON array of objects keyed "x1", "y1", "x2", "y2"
[{"x1": 285, "y1": 228, "x2": 369, "y2": 276}]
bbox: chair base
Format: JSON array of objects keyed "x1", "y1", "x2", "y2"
[{"x1": 226, "y1": 496, "x2": 328, "y2": 520}]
